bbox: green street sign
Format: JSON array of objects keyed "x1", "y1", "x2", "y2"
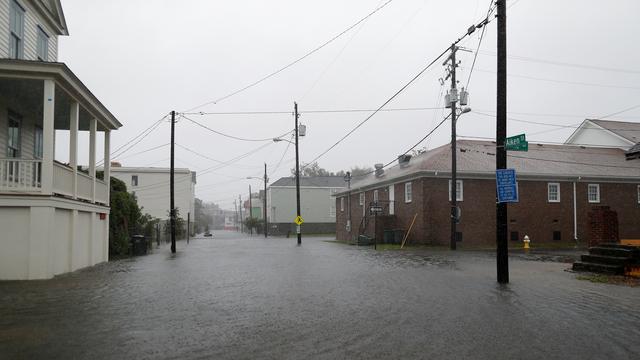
[{"x1": 505, "y1": 134, "x2": 528, "y2": 151}]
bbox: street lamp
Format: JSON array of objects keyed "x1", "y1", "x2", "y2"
[
  {"x1": 246, "y1": 165, "x2": 268, "y2": 238},
  {"x1": 273, "y1": 102, "x2": 304, "y2": 245}
]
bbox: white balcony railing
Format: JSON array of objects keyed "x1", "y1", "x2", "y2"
[
  {"x1": 1, "y1": 159, "x2": 108, "y2": 205},
  {"x1": 0, "y1": 158, "x2": 42, "y2": 192}
]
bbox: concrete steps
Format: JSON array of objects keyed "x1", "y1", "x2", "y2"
[{"x1": 573, "y1": 243, "x2": 640, "y2": 276}]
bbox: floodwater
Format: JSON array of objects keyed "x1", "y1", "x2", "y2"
[{"x1": 1, "y1": 231, "x2": 639, "y2": 359}]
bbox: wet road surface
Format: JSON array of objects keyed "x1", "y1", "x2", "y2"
[{"x1": 1, "y1": 231, "x2": 639, "y2": 359}]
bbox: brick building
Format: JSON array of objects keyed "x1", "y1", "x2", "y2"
[{"x1": 334, "y1": 140, "x2": 640, "y2": 246}]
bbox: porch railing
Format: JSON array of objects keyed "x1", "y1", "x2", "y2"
[
  {"x1": 0, "y1": 158, "x2": 42, "y2": 191},
  {"x1": 1, "y1": 160, "x2": 108, "y2": 204}
]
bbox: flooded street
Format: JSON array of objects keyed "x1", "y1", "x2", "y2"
[{"x1": 1, "y1": 231, "x2": 639, "y2": 359}]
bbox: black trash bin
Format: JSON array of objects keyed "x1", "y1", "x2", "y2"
[
  {"x1": 393, "y1": 229, "x2": 405, "y2": 244},
  {"x1": 383, "y1": 230, "x2": 394, "y2": 244},
  {"x1": 131, "y1": 235, "x2": 147, "y2": 256}
]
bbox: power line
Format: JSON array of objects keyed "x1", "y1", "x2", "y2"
[
  {"x1": 352, "y1": 112, "x2": 452, "y2": 179},
  {"x1": 476, "y1": 50, "x2": 640, "y2": 75},
  {"x1": 465, "y1": 0, "x2": 495, "y2": 90},
  {"x1": 182, "y1": 0, "x2": 396, "y2": 112},
  {"x1": 115, "y1": 143, "x2": 170, "y2": 162},
  {"x1": 181, "y1": 114, "x2": 292, "y2": 142},
  {"x1": 458, "y1": 146, "x2": 640, "y2": 171},
  {"x1": 100, "y1": 113, "x2": 169, "y2": 165},
  {"x1": 472, "y1": 110, "x2": 640, "y2": 133},
  {"x1": 467, "y1": 67, "x2": 640, "y2": 91},
  {"x1": 304, "y1": 12, "x2": 497, "y2": 167},
  {"x1": 183, "y1": 106, "x2": 445, "y2": 116}
]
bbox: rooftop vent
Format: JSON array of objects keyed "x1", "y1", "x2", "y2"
[
  {"x1": 374, "y1": 163, "x2": 384, "y2": 177},
  {"x1": 398, "y1": 154, "x2": 412, "y2": 167}
]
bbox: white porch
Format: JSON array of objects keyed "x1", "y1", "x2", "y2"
[{"x1": 0, "y1": 60, "x2": 121, "y2": 280}]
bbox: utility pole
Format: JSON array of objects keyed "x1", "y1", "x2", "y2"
[
  {"x1": 239, "y1": 194, "x2": 243, "y2": 233},
  {"x1": 294, "y1": 102, "x2": 302, "y2": 245},
  {"x1": 445, "y1": 45, "x2": 459, "y2": 251},
  {"x1": 170, "y1": 110, "x2": 176, "y2": 253},
  {"x1": 234, "y1": 199, "x2": 238, "y2": 232},
  {"x1": 496, "y1": 0, "x2": 509, "y2": 284},
  {"x1": 264, "y1": 163, "x2": 268, "y2": 238},
  {"x1": 187, "y1": 212, "x2": 190, "y2": 244},
  {"x1": 344, "y1": 172, "x2": 352, "y2": 234},
  {"x1": 249, "y1": 185, "x2": 253, "y2": 236}
]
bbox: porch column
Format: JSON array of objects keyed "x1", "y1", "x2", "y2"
[
  {"x1": 104, "y1": 130, "x2": 111, "y2": 201},
  {"x1": 89, "y1": 118, "x2": 97, "y2": 203},
  {"x1": 41, "y1": 79, "x2": 55, "y2": 194},
  {"x1": 69, "y1": 101, "x2": 79, "y2": 199}
]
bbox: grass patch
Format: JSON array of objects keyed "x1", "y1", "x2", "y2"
[{"x1": 576, "y1": 274, "x2": 640, "y2": 287}]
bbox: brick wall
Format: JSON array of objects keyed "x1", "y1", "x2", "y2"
[{"x1": 335, "y1": 177, "x2": 640, "y2": 246}]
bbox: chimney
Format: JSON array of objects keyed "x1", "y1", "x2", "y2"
[
  {"x1": 110, "y1": 161, "x2": 122, "y2": 167},
  {"x1": 398, "y1": 154, "x2": 412, "y2": 167},
  {"x1": 374, "y1": 163, "x2": 384, "y2": 177}
]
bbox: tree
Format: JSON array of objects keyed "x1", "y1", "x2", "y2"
[
  {"x1": 164, "y1": 208, "x2": 187, "y2": 239},
  {"x1": 349, "y1": 166, "x2": 373, "y2": 176},
  {"x1": 291, "y1": 162, "x2": 347, "y2": 177},
  {"x1": 108, "y1": 176, "x2": 143, "y2": 257}
]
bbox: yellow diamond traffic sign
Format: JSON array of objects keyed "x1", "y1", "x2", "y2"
[{"x1": 294, "y1": 216, "x2": 304, "y2": 225}]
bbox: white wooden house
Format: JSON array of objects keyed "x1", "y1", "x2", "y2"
[{"x1": 0, "y1": 0, "x2": 122, "y2": 279}]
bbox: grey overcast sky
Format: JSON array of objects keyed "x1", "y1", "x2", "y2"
[{"x1": 58, "y1": 0, "x2": 640, "y2": 210}]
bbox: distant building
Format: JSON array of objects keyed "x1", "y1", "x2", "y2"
[
  {"x1": 566, "y1": 119, "x2": 640, "y2": 149},
  {"x1": 109, "y1": 166, "x2": 196, "y2": 234},
  {"x1": 335, "y1": 140, "x2": 640, "y2": 246},
  {"x1": 267, "y1": 176, "x2": 346, "y2": 235},
  {"x1": 0, "y1": 0, "x2": 122, "y2": 280}
]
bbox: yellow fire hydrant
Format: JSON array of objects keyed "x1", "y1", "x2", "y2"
[{"x1": 523, "y1": 235, "x2": 530, "y2": 250}]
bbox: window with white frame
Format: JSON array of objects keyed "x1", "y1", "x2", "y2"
[
  {"x1": 7, "y1": 113, "x2": 21, "y2": 158},
  {"x1": 329, "y1": 204, "x2": 336, "y2": 217},
  {"x1": 405, "y1": 182, "x2": 412, "y2": 203},
  {"x1": 373, "y1": 189, "x2": 379, "y2": 203},
  {"x1": 637, "y1": 185, "x2": 640, "y2": 204},
  {"x1": 37, "y1": 26, "x2": 49, "y2": 61},
  {"x1": 10, "y1": 0, "x2": 25, "y2": 59},
  {"x1": 448, "y1": 180, "x2": 463, "y2": 201},
  {"x1": 359, "y1": 193, "x2": 365, "y2": 206},
  {"x1": 548, "y1": 183, "x2": 560, "y2": 202},
  {"x1": 340, "y1": 197, "x2": 344, "y2": 212},
  {"x1": 131, "y1": 175, "x2": 139, "y2": 187},
  {"x1": 588, "y1": 184, "x2": 600, "y2": 203}
]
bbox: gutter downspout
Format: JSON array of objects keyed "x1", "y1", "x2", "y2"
[{"x1": 573, "y1": 180, "x2": 578, "y2": 245}]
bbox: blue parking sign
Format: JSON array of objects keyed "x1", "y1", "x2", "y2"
[{"x1": 496, "y1": 168, "x2": 519, "y2": 203}]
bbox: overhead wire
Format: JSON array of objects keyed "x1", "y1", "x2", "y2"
[
  {"x1": 303, "y1": 8, "x2": 497, "y2": 168},
  {"x1": 182, "y1": 0, "x2": 397, "y2": 112},
  {"x1": 181, "y1": 114, "x2": 293, "y2": 142}
]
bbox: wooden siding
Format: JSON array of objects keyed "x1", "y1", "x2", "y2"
[
  {"x1": 0, "y1": 0, "x2": 9, "y2": 58},
  {"x1": 1, "y1": 0, "x2": 59, "y2": 61}
]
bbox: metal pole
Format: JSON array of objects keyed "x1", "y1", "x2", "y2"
[
  {"x1": 187, "y1": 212, "x2": 190, "y2": 244},
  {"x1": 496, "y1": 0, "x2": 509, "y2": 284},
  {"x1": 294, "y1": 102, "x2": 302, "y2": 245},
  {"x1": 249, "y1": 184, "x2": 253, "y2": 235},
  {"x1": 346, "y1": 172, "x2": 351, "y2": 235},
  {"x1": 170, "y1": 110, "x2": 176, "y2": 253},
  {"x1": 264, "y1": 163, "x2": 268, "y2": 238},
  {"x1": 239, "y1": 194, "x2": 243, "y2": 233},
  {"x1": 450, "y1": 44, "x2": 458, "y2": 251}
]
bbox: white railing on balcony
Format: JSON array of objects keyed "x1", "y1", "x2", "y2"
[
  {"x1": 95, "y1": 179, "x2": 108, "y2": 204},
  {"x1": 0, "y1": 158, "x2": 42, "y2": 192},
  {"x1": 53, "y1": 162, "x2": 74, "y2": 197},
  {"x1": 77, "y1": 171, "x2": 93, "y2": 201},
  {"x1": 3, "y1": 160, "x2": 108, "y2": 204}
]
